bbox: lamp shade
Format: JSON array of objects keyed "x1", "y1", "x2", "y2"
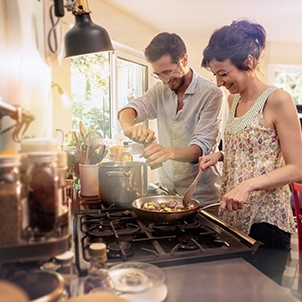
[{"x1": 65, "y1": 14, "x2": 114, "y2": 57}]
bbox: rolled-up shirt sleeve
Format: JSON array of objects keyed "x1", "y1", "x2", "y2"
[
  {"x1": 118, "y1": 83, "x2": 161, "y2": 122},
  {"x1": 189, "y1": 87, "x2": 224, "y2": 155}
]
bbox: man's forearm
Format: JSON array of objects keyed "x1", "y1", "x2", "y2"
[
  {"x1": 166, "y1": 144, "x2": 202, "y2": 163},
  {"x1": 118, "y1": 108, "x2": 137, "y2": 130}
]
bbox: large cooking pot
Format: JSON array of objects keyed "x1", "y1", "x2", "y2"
[
  {"x1": 98, "y1": 161, "x2": 148, "y2": 206},
  {"x1": 132, "y1": 195, "x2": 200, "y2": 223}
]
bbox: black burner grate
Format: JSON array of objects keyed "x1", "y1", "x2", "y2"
[{"x1": 72, "y1": 194, "x2": 259, "y2": 273}]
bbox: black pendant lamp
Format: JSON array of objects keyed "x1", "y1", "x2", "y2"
[{"x1": 62, "y1": 0, "x2": 114, "y2": 57}]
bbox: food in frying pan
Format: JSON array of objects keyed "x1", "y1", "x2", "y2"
[{"x1": 142, "y1": 200, "x2": 196, "y2": 212}]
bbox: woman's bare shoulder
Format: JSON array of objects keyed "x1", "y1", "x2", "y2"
[
  {"x1": 269, "y1": 88, "x2": 293, "y2": 105},
  {"x1": 266, "y1": 88, "x2": 298, "y2": 124}
]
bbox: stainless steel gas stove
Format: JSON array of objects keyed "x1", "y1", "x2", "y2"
[{"x1": 71, "y1": 191, "x2": 262, "y2": 274}]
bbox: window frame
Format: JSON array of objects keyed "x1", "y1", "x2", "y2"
[
  {"x1": 268, "y1": 64, "x2": 302, "y2": 104},
  {"x1": 110, "y1": 41, "x2": 150, "y2": 136}
]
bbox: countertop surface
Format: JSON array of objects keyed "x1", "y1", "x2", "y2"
[{"x1": 160, "y1": 257, "x2": 299, "y2": 302}]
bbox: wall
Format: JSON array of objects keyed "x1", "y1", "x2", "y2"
[
  {"x1": 0, "y1": 0, "x2": 53, "y2": 152},
  {"x1": 2, "y1": 0, "x2": 302, "y2": 152},
  {"x1": 267, "y1": 41, "x2": 302, "y2": 66}
]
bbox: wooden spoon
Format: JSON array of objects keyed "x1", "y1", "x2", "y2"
[{"x1": 182, "y1": 169, "x2": 203, "y2": 207}]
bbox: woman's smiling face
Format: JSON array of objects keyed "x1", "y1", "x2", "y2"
[{"x1": 208, "y1": 58, "x2": 249, "y2": 94}]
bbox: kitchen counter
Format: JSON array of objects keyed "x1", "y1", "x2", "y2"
[{"x1": 161, "y1": 258, "x2": 298, "y2": 302}]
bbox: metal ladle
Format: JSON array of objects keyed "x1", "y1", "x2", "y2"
[{"x1": 182, "y1": 169, "x2": 203, "y2": 207}]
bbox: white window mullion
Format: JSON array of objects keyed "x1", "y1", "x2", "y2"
[{"x1": 110, "y1": 51, "x2": 118, "y2": 139}]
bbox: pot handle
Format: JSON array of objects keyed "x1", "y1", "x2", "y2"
[{"x1": 106, "y1": 171, "x2": 129, "y2": 177}]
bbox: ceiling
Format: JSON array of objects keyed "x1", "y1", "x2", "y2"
[{"x1": 103, "y1": 0, "x2": 302, "y2": 44}]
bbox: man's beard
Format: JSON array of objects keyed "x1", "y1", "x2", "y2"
[{"x1": 169, "y1": 75, "x2": 186, "y2": 92}]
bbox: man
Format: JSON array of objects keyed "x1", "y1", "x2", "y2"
[{"x1": 118, "y1": 32, "x2": 223, "y2": 206}]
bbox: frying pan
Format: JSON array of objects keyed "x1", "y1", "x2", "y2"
[{"x1": 132, "y1": 195, "x2": 200, "y2": 223}]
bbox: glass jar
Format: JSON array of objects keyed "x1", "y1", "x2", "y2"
[
  {"x1": 26, "y1": 152, "x2": 59, "y2": 241},
  {"x1": 119, "y1": 141, "x2": 133, "y2": 161},
  {"x1": 0, "y1": 154, "x2": 24, "y2": 244},
  {"x1": 54, "y1": 251, "x2": 79, "y2": 298}
]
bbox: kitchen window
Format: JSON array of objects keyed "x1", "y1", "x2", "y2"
[
  {"x1": 70, "y1": 44, "x2": 148, "y2": 139},
  {"x1": 269, "y1": 64, "x2": 302, "y2": 105}
]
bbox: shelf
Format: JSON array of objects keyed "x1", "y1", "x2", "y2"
[{"x1": 0, "y1": 234, "x2": 70, "y2": 263}]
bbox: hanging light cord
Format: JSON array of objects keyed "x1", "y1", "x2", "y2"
[{"x1": 48, "y1": 3, "x2": 61, "y2": 54}]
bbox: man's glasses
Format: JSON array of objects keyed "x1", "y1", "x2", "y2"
[{"x1": 151, "y1": 61, "x2": 180, "y2": 80}]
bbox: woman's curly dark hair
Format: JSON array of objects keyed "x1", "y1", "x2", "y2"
[{"x1": 201, "y1": 19, "x2": 266, "y2": 71}]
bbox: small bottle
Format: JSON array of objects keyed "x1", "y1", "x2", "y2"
[
  {"x1": 119, "y1": 141, "x2": 133, "y2": 161},
  {"x1": 83, "y1": 243, "x2": 115, "y2": 295},
  {"x1": 55, "y1": 251, "x2": 79, "y2": 298}
]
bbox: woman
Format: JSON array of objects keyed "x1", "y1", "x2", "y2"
[{"x1": 199, "y1": 19, "x2": 302, "y2": 285}]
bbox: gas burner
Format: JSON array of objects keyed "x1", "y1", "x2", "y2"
[
  {"x1": 86, "y1": 222, "x2": 141, "y2": 238},
  {"x1": 99, "y1": 220, "x2": 120, "y2": 229},
  {"x1": 82, "y1": 210, "x2": 133, "y2": 220},
  {"x1": 179, "y1": 235, "x2": 200, "y2": 250},
  {"x1": 149, "y1": 222, "x2": 177, "y2": 233},
  {"x1": 170, "y1": 235, "x2": 204, "y2": 255},
  {"x1": 108, "y1": 242, "x2": 133, "y2": 260},
  {"x1": 199, "y1": 226, "x2": 216, "y2": 236},
  {"x1": 176, "y1": 220, "x2": 202, "y2": 231}
]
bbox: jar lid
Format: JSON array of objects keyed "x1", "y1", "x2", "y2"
[
  {"x1": 55, "y1": 251, "x2": 74, "y2": 264},
  {"x1": 27, "y1": 152, "x2": 58, "y2": 163},
  {"x1": 89, "y1": 243, "x2": 107, "y2": 258},
  {"x1": 20, "y1": 138, "x2": 58, "y2": 153},
  {"x1": 0, "y1": 154, "x2": 21, "y2": 167}
]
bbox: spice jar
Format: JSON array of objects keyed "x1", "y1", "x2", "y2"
[
  {"x1": 26, "y1": 152, "x2": 59, "y2": 241},
  {"x1": 119, "y1": 141, "x2": 133, "y2": 161},
  {"x1": 0, "y1": 154, "x2": 24, "y2": 244}
]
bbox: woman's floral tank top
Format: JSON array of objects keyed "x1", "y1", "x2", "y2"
[{"x1": 218, "y1": 86, "x2": 296, "y2": 235}]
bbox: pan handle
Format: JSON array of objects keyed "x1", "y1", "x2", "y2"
[{"x1": 199, "y1": 202, "x2": 220, "y2": 210}]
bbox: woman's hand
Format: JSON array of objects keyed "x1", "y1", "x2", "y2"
[
  {"x1": 199, "y1": 151, "x2": 222, "y2": 171},
  {"x1": 220, "y1": 181, "x2": 252, "y2": 211}
]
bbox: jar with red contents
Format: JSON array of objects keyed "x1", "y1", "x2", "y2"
[{"x1": 26, "y1": 152, "x2": 59, "y2": 241}]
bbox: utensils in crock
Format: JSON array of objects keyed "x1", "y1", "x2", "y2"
[
  {"x1": 79, "y1": 121, "x2": 86, "y2": 142},
  {"x1": 84, "y1": 130, "x2": 103, "y2": 149},
  {"x1": 182, "y1": 169, "x2": 203, "y2": 207},
  {"x1": 80, "y1": 144, "x2": 89, "y2": 165},
  {"x1": 72, "y1": 131, "x2": 81, "y2": 152}
]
